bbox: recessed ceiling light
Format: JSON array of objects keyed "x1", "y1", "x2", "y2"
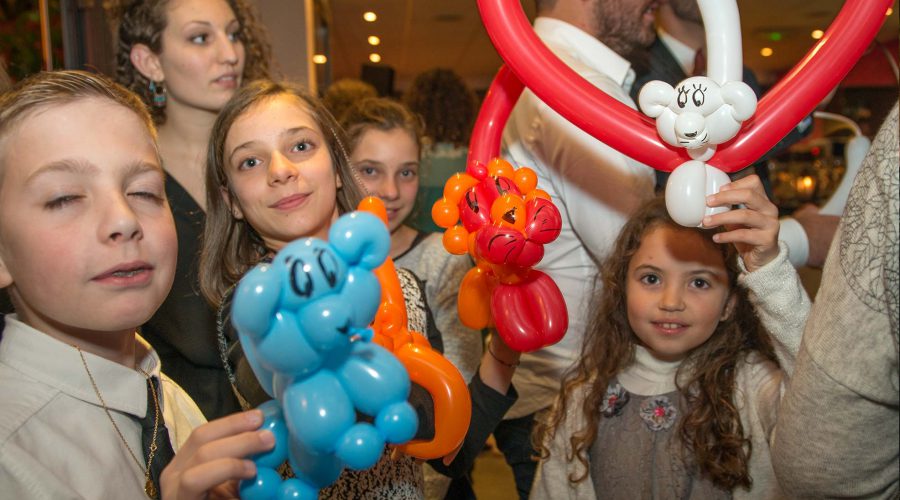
[
  {"x1": 368, "y1": 36, "x2": 380, "y2": 46},
  {"x1": 312, "y1": 54, "x2": 327, "y2": 64},
  {"x1": 887, "y1": 7, "x2": 894, "y2": 16},
  {"x1": 760, "y1": 47, "x2": 773, "y2": 57},
  {"x1": 363, "y1": 11, "x2": 377, "y2": 22},
  {"x1": 369, "y1": 53, "x2": 382, "y2": 63},
  {"x1": 811, "y1": 29, "x2": 824, "y2": 39}
]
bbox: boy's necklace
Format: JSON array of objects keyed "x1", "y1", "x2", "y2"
[{"x1": 75, "y1": 346, "x2": 160, "y2": 498}]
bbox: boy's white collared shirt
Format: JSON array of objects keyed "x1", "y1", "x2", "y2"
[{"x1": 0, "y1": 315, "x2": 206, "y2": 499}]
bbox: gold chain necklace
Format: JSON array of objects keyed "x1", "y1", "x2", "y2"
[{"x1": 75, "y1": 346, "x2": 160, "y2": 498}]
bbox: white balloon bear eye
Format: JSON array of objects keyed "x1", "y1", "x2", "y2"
[
  {"x1": 677, "y1": 87, "x2": 689, "y2": 108},
  {"x1": 691, "y1": 85, "x2": 707, "y2": 107}
]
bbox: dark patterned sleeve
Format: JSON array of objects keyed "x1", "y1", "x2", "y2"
[{"x1": 426, "y1": 371, "x2": 518, "y2": 478}]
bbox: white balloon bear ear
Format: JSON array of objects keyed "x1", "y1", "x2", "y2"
[
  {"x1": 638, "y1": 80, "x2": 676, "y2": 118},
  {"x1": 639, "y1": 81, "x2": 677, "y2": 147},
  {"x1": 720, "y1": 81, "x2": 758, "y2": 121},
  {"x1": 665, "y1": 160, "x2": 732, "y2": 227}
]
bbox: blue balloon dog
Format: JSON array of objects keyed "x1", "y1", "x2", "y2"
[{"x1": 231, "y1": 211, "x2": 419, "y2": 499}]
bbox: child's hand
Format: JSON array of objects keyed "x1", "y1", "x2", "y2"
[
  {"x1": 160, "y1": 410, "x2": 275, "y2": 500},
  {"x1": 703, "y1": 174, "x2": 780, "y2": 272}
]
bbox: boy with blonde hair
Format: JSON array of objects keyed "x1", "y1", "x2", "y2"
[{"x1": 0, "y1": 70, "x2": 272, "y2": 499}]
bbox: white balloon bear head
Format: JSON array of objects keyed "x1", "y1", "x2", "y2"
[{"x1": 639, "y1": 76, "x2": 757, "y2": 162}]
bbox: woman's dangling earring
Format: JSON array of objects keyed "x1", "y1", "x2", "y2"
[{"x1": 149, "y1": 80, "x2": 167, "y2": 108}]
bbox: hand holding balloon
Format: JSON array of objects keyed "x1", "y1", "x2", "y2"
[
  {"x1": 160, "y1": 410, "x2": 275, "y2": 500},
  {"x1": 640, "y1": 0, "x2": 757, "y2": 225},
  {"x1": 703, "y1": 174, "x2": 780, "y2": 272}
]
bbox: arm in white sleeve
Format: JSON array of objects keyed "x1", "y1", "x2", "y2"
[
  {"x1": 535, "y1": 95, "x2": 655, "y2": 260},
  {"x1": 777, "y1": 217, "x2": 809, "y2": 268}
]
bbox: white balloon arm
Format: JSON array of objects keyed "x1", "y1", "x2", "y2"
[
  {"x1": 697, "y1": 0, "x2": 743, "y2": 84},
  {"x1": 821, "y1": 135, "x2": 871, "y2": 216}
]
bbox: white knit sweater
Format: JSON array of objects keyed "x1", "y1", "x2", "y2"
[{"x1": 531, "y1": 243, "x2": 809, "y2": 499}]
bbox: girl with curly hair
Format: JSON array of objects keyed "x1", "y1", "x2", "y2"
[
  {"x1": 114, "y1": 0, "x2": 272, "y2": 420},
  {"x1": 532, "y1": 176, "x2": 810, "y2": 499}
]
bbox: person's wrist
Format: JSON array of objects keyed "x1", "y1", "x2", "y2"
[{"x1": 488, "y1": 335, "x2": 520, "y2": 368}]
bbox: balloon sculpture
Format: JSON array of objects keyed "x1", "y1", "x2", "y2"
[
  {"x1": 232, "y1": 211, "x2": 418, "y2": 500},
  {"x1": 638, "y1": 0, "x2": 756, "y2": 226},
  {"x1": 357, "y1": 197, "x2": 472, "y2": 460},
  {"x1": 432, "y1": 157, "x2": 568, "y2": 353},
  {"x1": 473, "y1": 0, "x2": 892, "y2": 224}
]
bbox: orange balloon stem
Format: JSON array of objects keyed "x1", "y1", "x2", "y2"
[
  {"x1": 358, "y1": 196, "x2": 388, "y2": 225},
  {"x1": 358, "y1": 193, "x2": 473, "y2": 460}
]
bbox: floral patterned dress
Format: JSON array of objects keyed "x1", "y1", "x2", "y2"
[{"x1": 589, "y1": 381, "x2": 731, "y2": 499}]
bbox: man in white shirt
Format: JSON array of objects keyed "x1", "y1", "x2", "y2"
[{"x1": 496, "y1": 0, "x2": 659, "y2": 497}]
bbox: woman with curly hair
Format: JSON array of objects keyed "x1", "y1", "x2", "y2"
[
  {"x1": 115, "y1": 0, "x2": 272, "y2": 420},
  {"x1": 532, "y1": 177, "x2": 811, "y2": 499},
  {"x1": 402, "y1": 68, "x2": 477, "y2": 233}
]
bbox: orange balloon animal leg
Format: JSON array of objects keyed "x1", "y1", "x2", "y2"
[{"x1": 396, "y1": 340, "x2": 472, "y2": 459}]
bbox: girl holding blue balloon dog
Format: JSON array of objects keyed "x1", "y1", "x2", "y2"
[
  {"x1": 199, "y1": 80, "x2": 523, "y2": 498},
  {"x1": 530, "y1": 189, "x2": 811, "y2": 499}
]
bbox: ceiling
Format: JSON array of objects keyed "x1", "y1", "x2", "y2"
[{"x1": 325, "y1": 0, "x2": 899, "y2": 94}]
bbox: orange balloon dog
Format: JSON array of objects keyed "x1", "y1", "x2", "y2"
[{"x1": 357, "y1": 197, "x2": 472, "y2": 460}]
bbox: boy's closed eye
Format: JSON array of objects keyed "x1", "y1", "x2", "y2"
[
  {"x1": 128, "y1": 189, "x2": 165, "y2": 204},
  {"x1": 45, "y1": 194, "x2": 83, "y2": 210}
]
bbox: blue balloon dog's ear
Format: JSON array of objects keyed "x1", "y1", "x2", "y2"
[
  {"x1": 328, "y1": 212, "x2": 391, "y2": 270},
  {"x1": 232, "y1": 263, "x2": 282, "y2": 342}
]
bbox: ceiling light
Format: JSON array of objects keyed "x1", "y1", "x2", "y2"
[
  {"x1": 887, "y1": 7, "x2": 894, "y2": 16},
  {"x1": 760, "y1": 47, "x2": 773, "y2": 57},
  {"x1": 363, "y1": 11, "x2": 377, "y2": 22},
  {"x1": 312, "y1": 54, "x2": 327, "y2": 64},
  {"x1": 811, "y1": 29, "x2": 824, "y2": 39},
  {"x1": 368, "y1": 36, "x2": 381, "y2": 46},
  {"x1": 369, "y1": 53, "x2": 382, "y2": 63}
]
